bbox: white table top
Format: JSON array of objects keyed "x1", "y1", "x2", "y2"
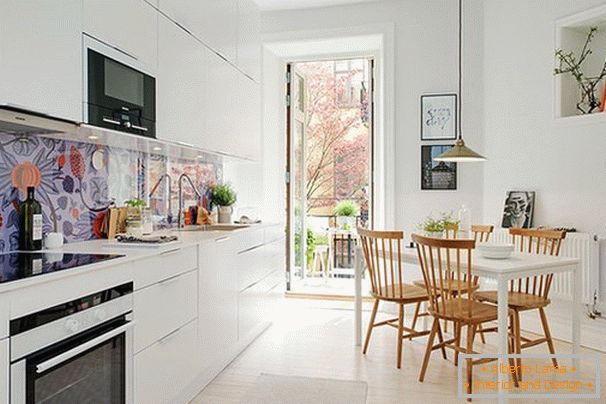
[{"x1": 358, "y1": 246, "x2": 580, "y2": 280}]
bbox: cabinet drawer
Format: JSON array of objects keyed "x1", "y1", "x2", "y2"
[
  {"x1": 239, "y1": 269, "x2": 282, "y2": 340},
  {"x1": 235, "y1": 228, "x2": 264, "y2": 253},
  {"x1": 134, "y1": 270, "x2": 197, "y2": 353},
  {"x1": 0, "y1": 338, "x2": 7, "y2": 404},
  {"x1": 132, "y1": 245, "x2": 197, "y2": 289},
  {"x1": 134, "y1": 320, "x2": 198, "y2": 404},
  {"x1": 264, "y1": 225, "x2": 285, "y2": 244}
]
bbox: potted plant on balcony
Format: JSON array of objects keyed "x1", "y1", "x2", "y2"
[
  {"x1": 211, "y1": 183, "x2": 237, "y2": 223},
  {"x1": 334, "y1": 200, "x2": 359, "y2": 230}
]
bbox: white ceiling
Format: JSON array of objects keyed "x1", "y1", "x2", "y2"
[{"x1": 253, "y1": 0, "x2": 379, "y2": 11}]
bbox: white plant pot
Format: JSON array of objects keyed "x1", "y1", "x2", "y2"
[
  {"x1": 424, "y1": 231, "x2": 443, "y2": 238},
  {"x1": 337, "y1": 216, "x2": 355, "y2": 230},
  {"x1": 218, "y1": 206, "x2": 233, "y2": 224}
]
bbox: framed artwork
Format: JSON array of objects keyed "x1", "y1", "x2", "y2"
[
  {"x1": 421, "y1": 145, "x2": 457, "y2": 190},
  {"x1": 421, "y1": 94, "x2": 457, "y2": 140},
  {"x1": 501, "y1": 191, "x2": 535, "y2": 229}
]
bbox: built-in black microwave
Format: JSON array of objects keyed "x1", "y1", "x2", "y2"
[{"x1": 87, "y1": 49, "x2": 156, "y2": 138}]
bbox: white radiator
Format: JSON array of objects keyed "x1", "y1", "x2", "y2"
[{"x1": 489, "y1": 229, "x2": 601, "y2": 305}]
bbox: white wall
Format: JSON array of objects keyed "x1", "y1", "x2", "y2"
[
  {"x1": 482, "y1": 0, "x2": 606, "y2": 235},
  {"x1": 260, "y1": 0, "x2": 486, "y2": 234}
]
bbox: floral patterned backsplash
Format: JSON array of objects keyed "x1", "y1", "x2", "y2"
[{"x1": 0, "y1": 132, "x2": 222, "y2": 252}]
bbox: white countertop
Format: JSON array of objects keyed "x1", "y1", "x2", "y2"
[{"x1": 0, "y1": 222, "x2": 280, "y2": 294}]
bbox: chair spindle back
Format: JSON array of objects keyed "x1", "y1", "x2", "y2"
[
  {"x1": 358, "y1": 228, "x2": 408, "y2": 300},
  {"x1": 508, "y1": 228, "x2": 566, "y2": 298},
  {"x1": 412, "y1": 234, "x2": 476, "y2": 318}
]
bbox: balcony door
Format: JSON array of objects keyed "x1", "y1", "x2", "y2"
[{"x1": 286, "y1": 58, "x2": 374, "y2": 297}]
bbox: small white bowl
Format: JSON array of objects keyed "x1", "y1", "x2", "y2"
[{"x1": 476, "y1": 242, "x2": 514, "y2": 259}]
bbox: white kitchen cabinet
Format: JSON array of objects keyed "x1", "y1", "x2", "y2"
[
  {"x1": 134, "y1": 269, "x2": 197, "y2": 353},
  {"x1": 237, "y1": 74, "x2": 262, "y2": 160},
  {"x1": 0, "y1": 0, "x2": 82, "y2": 121},
  {"x1": 157, "y1": 15, "x2": 207, "y2": 146},
  {"x1": 160, "y1": 0, "x2": 238, "y2": 63},
  {"x1": 204, "y1": 49, "x2": 241, "y2": 154},
  {"x1": 239, "y1": 269, "x2": 282, "y2": 340},
  {"x1": 134, "y1": 320, "x2": 198, "y2": 404},
  {"x1": 0, "y1": 338, "x2": 7, "y2": 404},
  {"x1": 237, "y1": 0, "x2": 261, "y2": 82},
  {"x1": 198, "y1": 235, "x2": 239, "y2": 365},
  {"x1": 83, "y1": 0, "x2": 158, "y2": 68}
]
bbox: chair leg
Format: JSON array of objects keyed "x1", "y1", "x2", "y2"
[
  {"x1": 538, "y1": 307, "x2": 558, "y2": 368},
  {"x1": 477, "y1": 323, "x2": 486, "y2": 344},
  {"x1": 419, "y1": 317, "x2": 439, "y2": 382},
  {"x1": 466, "y1": 324, "x2": 476, "y2": 401},
  {"x1": 362, "y1": 299, "x2": 379, "y2": 355},
  {"x1": 513, "y1": 310, "x2": 522, "y2": 379},
  {"x1": 436, "y1": 321, "x2": 448, "y2": 360},
  {"x1": 396, "y1": 304, "x2": 404, "y2": 369},
  {"x1": 410, "y1": 301, "x2": 422, "y2": 340},
  {"x1": 454, "y1": 322, "x2": 462, "y2": 367}
]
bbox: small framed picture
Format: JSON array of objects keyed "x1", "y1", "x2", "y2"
[
  {"x1": 501, "y1": 191, "x2": 535, "y2": 228},
  {"x1": 421, "y1": 94, "x2": 457, "y2": 140},
  {"x1": 421, "y1": 145, "x2": 457, "y2": 190}
]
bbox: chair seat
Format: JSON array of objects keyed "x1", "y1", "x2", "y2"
[
  {"x1": 372, "y1": 283, "x2": 428, "y2": 302},
  {"x1": 428, "y1": 298, "x2": 509, "y2": 323},
  {"x1": 475, "y1": 291, "x2": 550, "y2": 310},
  {"x1": 413, "y1": 278, "x2": 479, "y2": 294}
]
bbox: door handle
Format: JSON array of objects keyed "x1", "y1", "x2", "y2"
[{"x1": 130, "y1": 124, "x2": 148, "y2": 132}]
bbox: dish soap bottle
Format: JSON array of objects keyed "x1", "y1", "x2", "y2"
[
  {"x1": 458, "y1": 204, "x2": 471, "y2": 239},
  {"x1": 20, "y1": 186, "x2": 43, "y2": 250}
]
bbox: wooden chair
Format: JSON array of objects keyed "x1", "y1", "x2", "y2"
[
  {"x1": 412, "y1": 234, "x2": 518, "y2": 399},
  {"x1": 357, "y1": 228, "x2": 432, "y2": 369},
  {"x1": 411, "y1": 225, "x2": 494, "y2": 341},
  {"x1": 471, "y1": 225, "x2": 494, "y2": 242},
  {"x1": 475, "y1": 228, "x2": 566, "y2": 372}
]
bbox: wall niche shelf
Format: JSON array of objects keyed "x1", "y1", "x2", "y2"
[{"x1": 554, "y1": 4, "x2": 606, "y2": 123}]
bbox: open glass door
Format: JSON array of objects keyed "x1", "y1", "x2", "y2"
[{"x1": 286, "y1": 58, "x2": 374, "y2": 297}]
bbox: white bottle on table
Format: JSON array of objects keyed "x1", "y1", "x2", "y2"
[{"x1": 458, "y1": 204, "x2": 471, "y2": 238}]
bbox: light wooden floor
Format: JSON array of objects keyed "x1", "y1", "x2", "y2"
[{"x1": 190, "y1": 298, "x2": 605, "y2": 403}]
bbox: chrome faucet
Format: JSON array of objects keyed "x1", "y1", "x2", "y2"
[
  {"x1": 148, "y1": 173, "x2": 173, "y2": 225},
  {"x1": 178, "y1": 173, "x2": 204, "y2": 228}
]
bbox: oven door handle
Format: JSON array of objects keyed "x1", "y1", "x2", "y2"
[{"x1": 35, "y1": 321, "x2": 133, "y2": 374}]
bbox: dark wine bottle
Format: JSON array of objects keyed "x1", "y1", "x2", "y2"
[{"x1": 20, "y1": 186, "x2": 43, "y2": 251}]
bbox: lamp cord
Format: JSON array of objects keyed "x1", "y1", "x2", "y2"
[{"x1": 458, "y1": 0, "x2": 463, "y2": 141}]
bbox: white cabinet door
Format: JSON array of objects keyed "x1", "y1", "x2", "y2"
[
  {"x1": 198, "y1": 236, "x2": 239, "y2": 365},
  {"x1": 237, "y1": 0, "x2": 261, "y2": 82},
  {"x1": 160, "y1": 0, "x2": 238, "y2": 63},
  {"x1": 157, "y1": 15, "x2": 206, "y2": 146},
  {"x1": 83, "y1": 0, "x2": 158, "y2": 68},
  {"x1": 134, "y1": 320, "x2": 198, "y2": 404},
  {"x1": 204, "y1": 49, "x2": 240, "y2": 154},
  {"x1": 237, "y1": 74, "x2": 262, "y2": 160},
  {"x1": 0, "y1": 338, "x2": 6, "y2": 404},
  {"x1": 0, "y1": 0, "x2": 82, "y2": 121}
]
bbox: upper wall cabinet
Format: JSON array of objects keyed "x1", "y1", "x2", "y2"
[
  {"x1": 237, "y1": 0, "x2": 261, "y2": 82},
  {"x1": 83, "y1": 0, "x2": 158, "y2": 69},
  {"x1": 157, "y1": 15, "x2": 206, "y2": 147},
  {"x1": 160, "y1": 0, "x2": 238, "y2": 63},
  {"x1": 0, "y1": 0, "x2": 82, "y2": 121}
]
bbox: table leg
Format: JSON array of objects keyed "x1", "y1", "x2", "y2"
[
  {"x1": 497, "y1": 279, "x2": 508, "y2": 403},
  {"x1": 354, "y1": 246, "x2": 363, "y2": 346},
  {"x1": 572, "y1": 264, "x2": 582, "y2": 368}
]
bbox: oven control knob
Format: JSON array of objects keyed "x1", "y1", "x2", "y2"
[
  {"x1": 94, "y1": 309, "x2": 107, "y2": 322},
  {"x1": 65, "y1": 319, "x2": 80, "y2": 333}
]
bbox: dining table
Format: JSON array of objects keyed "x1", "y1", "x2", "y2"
[{"x1": 353, "y1": 243, "x2": 582, "y2": 401}]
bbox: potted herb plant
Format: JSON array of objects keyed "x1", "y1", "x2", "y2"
[
  {"x1": 211, "y1": 183, "x2": 237, "y2": 224},
  {"x1": 334, "y1": 200, "x2": 359, "y2": 230},
  {"x1": 419, "y1": 216, "x2": 445, "y2": 238}
]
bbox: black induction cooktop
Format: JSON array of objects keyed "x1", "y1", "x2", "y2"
[{"x1": 0, "y1": 252, "x2": 125, "y2": 284}]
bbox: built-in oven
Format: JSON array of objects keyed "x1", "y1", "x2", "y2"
[
  {"x1": 84, "y1": 36, "x2": 156, "y2": 138},
  {"x1": 9, "y1": 282, "x2": 134, "y2": 404}
]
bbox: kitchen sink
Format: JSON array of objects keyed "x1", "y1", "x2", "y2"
[{"x1": 178, "y1": 224, "x2": 251, "y2": 232}]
